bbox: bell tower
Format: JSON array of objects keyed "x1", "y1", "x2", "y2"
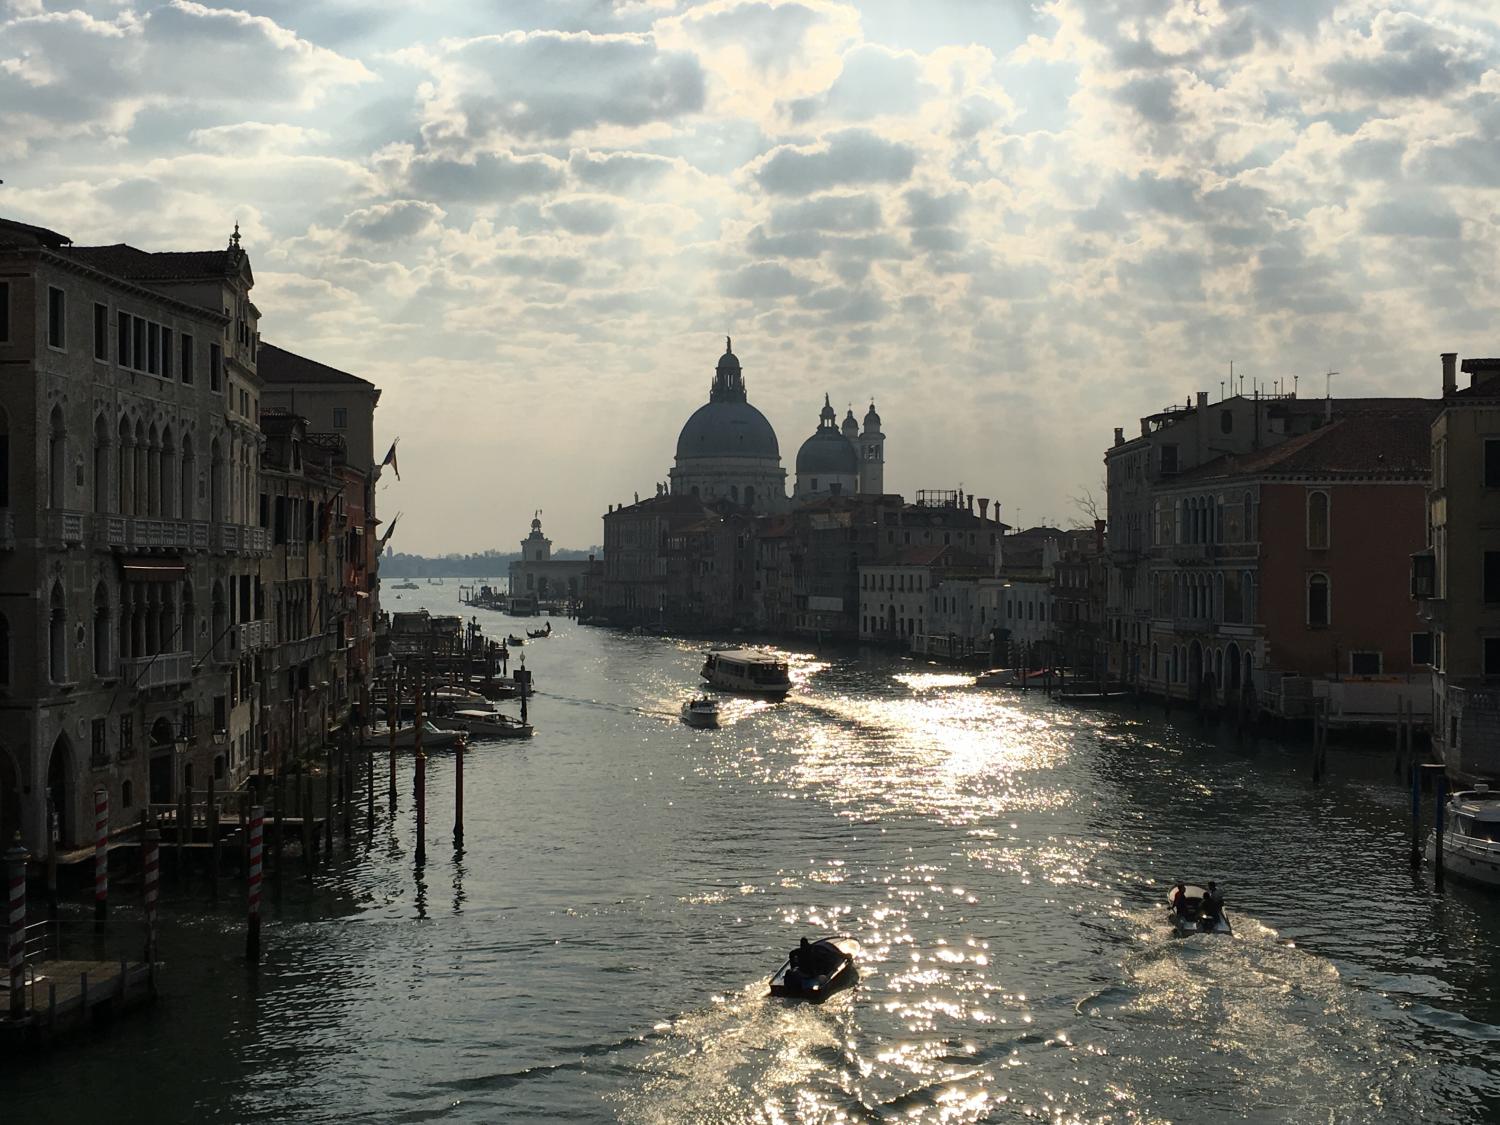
[{"x1": 858, "y1": 402, "x2": 884, "y2": 494}]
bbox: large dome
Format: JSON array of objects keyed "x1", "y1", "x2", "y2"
[
  {"x1": 795, "y1": 426, "x2": 858, "y2": 474},
  {"x1": 676, "y1": 400, "x2": 780, "y2": 460}
]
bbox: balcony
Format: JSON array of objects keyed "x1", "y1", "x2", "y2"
[
  {"x1": 211, "y1": 523, "x2": 271, "y2": 555},
  {"x1": 48, "y1": 509, "x2": 85, "y2": 545},
  {"x1": 239, "y1": 620, "x2": 270, "y2": 654},
  {"x1": 121, "y1": 650, "x2": 192, "y2": 691}
]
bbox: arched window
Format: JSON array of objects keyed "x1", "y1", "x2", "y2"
[
  {"x1": 1307, "y1": 490, "x2": 1329, "y2": 550},
  {"x1": 159, "y1": 426, "x2": 175, "y2": 519},
  {"x1": 134, "y1": 419, "x2": 149, "y2": 516},
  {"x1": 48, "y1": 406, "x2": 66, "y2": 509},
  {"x1": 49, "y1": 582, "x2": 67, "y2": 682},
  {"x1": 146, "y1": 422, "x2": 161, "y2": 517},
  {"x1": 93, "y1": 583, "x2": 110, "y2": 677},
  {"x1": 93, "y1": 414, "x2": 111, "y2": 514},
  {"x1": 1308, "y1": 572, "x2": 1330, "y2": 627},
  {"x1": 180, "y1": 434, "x2": 195, "y2": 521},
  {"x1": 210, "y1": 436, "x2": 225, "y2": 523},
  {"x1": 1243, "y1": 491, "x2": 1255, "y2": 541},
  {"x1": 118, "y1": 416, "x2": 133, "y2": 515}
]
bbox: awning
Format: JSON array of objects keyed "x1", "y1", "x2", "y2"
[{"x1": 120, "y1": 559, "x2": 187, "y2": 582}]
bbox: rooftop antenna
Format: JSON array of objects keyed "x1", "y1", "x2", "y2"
[
  {"x1": 1293, "y1": 373, "x2": 1299, "y2": 396},
  {"x1": 1325, "y1": 369, "x2": 1338, "y2": 397},
  {"x1": 1220, "y1": 380, "x2": 1225, "y2": 400}
]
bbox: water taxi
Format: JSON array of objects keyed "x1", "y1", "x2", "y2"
[
  {"x1": 1427, "y1": 785, "x2": 1500, "y2": 888},
  {"x1": 435, "y1": 708, "x2": 533, "y2": 740},
  {"x1": 680, "y1": 697, "x2": 720, "y2": 729},
  {"x1": 1166, "y1": 884, "x2": 1232, "y2": 935},
  {"x1": 769, "y1": 936, "x2": 860, "y2": 1003},
  {"x1": 701, "y1": 648, "x2": 791, "y2": 697}
]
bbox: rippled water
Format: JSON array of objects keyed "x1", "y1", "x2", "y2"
[{"x1": 9, "y1": 588, "x2": 1500, "y2": 1123}]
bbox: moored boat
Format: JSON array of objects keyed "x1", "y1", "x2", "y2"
[
  {"x1": 701, "y1": 648, "x2": 791, "y2": 697},
  {"x1": 1426, "y1": 785, "x2": 1500, "y2": 888},
  {"x1": 681, "y1": 697, "x2": 720, "y2": 729},
  {"x1": 973, "y1": 667, "x2": 1058, "y2": 689},
  {"x1": 1166, "y1": 884, "x2": 1232, "y2": 935},
  {"x1": 507, "y1": 634, "x2": 526, "y2": 646},
  {"x1": 359, "y1": 721, "x2": 465, "y2": 750},
  {"x1": 769, "y1": 936, "x2": 860, "y2": 1003},
  {"x1": 434, "y1": 708, "x2": 533, "y2": 740}
]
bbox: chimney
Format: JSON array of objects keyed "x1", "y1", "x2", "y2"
[
  {"x1": 978, "y1": 498, "x2": 990, "y2": 521},
  {"x1": 1442, "y1": 352, "x2": 1457, "y2": 397},
  {"x1": 1113, "y1": 426, "x2": 1124, "y2": 447},
  {"x1": 968, "y1": 495, "x2": 975, "y2": 514},
  {"x1": 1196, "y1": 391, "x2": 1209, "y2": 408},
  {"x1": 1140, "y1": 419, "x2": 1150, "y2": 437}
]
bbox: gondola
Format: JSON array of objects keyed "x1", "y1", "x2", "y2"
[
  {"x1": 526, "y1": 625, "x2": 551, "y2": 640},
  {"x1": 769, "y1": 937, "x2": 860, "y2": 1002}
]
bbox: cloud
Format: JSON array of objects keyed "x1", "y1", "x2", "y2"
[
  {"x1": 720, "y1": 261, "x2": 815, "y2": 298},
  {"x1": 405, "y1": 30, "x2": 706, "y2": 145},
  {"x1": 753, "y1": 128, "x2": 918, "y2": 194},
  {"x1": 406, "y1": 149, "x2": 567, "y2": 202},
  {"x1": 769, "y1": 193, "x2": 883, "y2": 232},
  {"x1": 341, "y1": 199, "x2": 445, "y2": 243},
  {"x1": 568, "y1": 150, "x2": 679, "y2": 191},
  {"x1": 545, "y1": 197, "x2": 620, "y2": 235}
]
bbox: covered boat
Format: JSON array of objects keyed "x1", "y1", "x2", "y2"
[
  {"x1": 435, "y1": 708, "x2": 533, "y2": 740},
  {"x1": 1166, "y1": 884, "x2": 1232, "y2": 935},
  {"x1": 769, "y1": 937, "x2": 860, "y2": 1003},
  {"x1": 1427, "y1": 786, "x2": 1500, "y2": 888},
  {"x1": 701, "y1": 648, "x2": 791, "y2": 697},
  {"x1": 681, "y1": 697, "x2": 720, "y2": 729}
]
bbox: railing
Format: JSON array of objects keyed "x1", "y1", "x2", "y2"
[
  {"x1": 192, "y1": 521, "x2": 210, "y2": 549},
  {"x1": 239, "y1": 620, "x2": 270, "y2": 653},
  {"x1": 120, "y1": 650, "x2": 192, "y2": 690},
  {"x1": 215, "y1": 523, "x2": 241, "y2": 552},
  {"x1": 48, "y1": 509, "x2": 85, "y2": 544}
]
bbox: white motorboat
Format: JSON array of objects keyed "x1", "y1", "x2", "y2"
[
  {"x1": 1166, "y1": 884, "x2": 1232, "y2": 935},
  {"x1": 1427, "y1": 785, "x2": 1500, "y2": 888},
  {"x1": 435, "y1": 708, "x2": 533, "y2": 740},
  {"x1": 681, "y1": 697, "x2": 721, "y2": 729},
  {"x1": 432, "y1": 686, "x2": 489, "y2": 707},
  {"x1": 701, "y1": 648, "x2": 791, "y2": 697},
  {"x1": 360, "y1": 721, "x2": 465, "y2": 750}
]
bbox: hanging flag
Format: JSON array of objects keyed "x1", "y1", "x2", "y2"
[
  {"x1": 380, "y1": 438, "x2": 400, "y2": 481},
  {"x1": 378, "y1": 511, "x2": 401, "y2": 549}
]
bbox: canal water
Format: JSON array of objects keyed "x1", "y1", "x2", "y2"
[{"x1": 8, "y1": 584, "x2": 1500, "y2": 1123}]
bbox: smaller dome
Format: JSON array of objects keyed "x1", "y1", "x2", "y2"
[
  {"x1": 717, "y1": 337, "x2": 740, "y2": 374},
  {"x1": 841, "y1": 408, "x2": 859, "y2": 439},
  {"x1": 796, "y1": 427, "x2": 858, "y2": 475},
  {"x1": 863, "y1": 401, "x2": 881, "y2": 430}
]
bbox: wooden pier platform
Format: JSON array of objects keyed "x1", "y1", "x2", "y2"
[{"x1": 0, "y1": 959, "x2": 156, "y2": 1048}]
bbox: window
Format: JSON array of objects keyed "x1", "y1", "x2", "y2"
[
  {"x1": 93, "y1": 303, "x2": 108, "y2": 360},
  {"x1": 180, "y1": 334, "x2": 194, "y2": 383},
  {"x1": 1307, "y1": 490, "x2": 1330, "y2": 550},
  {"x1": 1487, "y1": 439, "x2": 1500, "y2": 488},
  {"x1": 133, "y1": 316, "x2": 145, "y2": 371},
  {"x1": 47, "y1": 286, "x2": 66, "y2": 349},
  {"x1": 210, "y1": 342, "x2": 222, "y2": 391},
  {"x1": 117, "y1": 311, "x2": 131, "y2": 368},
  {"x1": 120, "y1": 714, "x2": 134, "y2": 760},
  {"x1": 331, "y1": 406, "x2": 348, "y2": 429},
  {"x1": 92, "y1": 718, "x2": 107, "y2": 767},
  {"x1": 0, "y1": 280, "x2": 9, "y2": 342},
  {"x1": 1486, "y1": 637, "x2": 1500, "y2": 677},
  {"x1": 1486, "y1": 552, "x2": 1500, "y2": 603},
  {"x1": 1411, "y1": 633, "x2": 1433, "y2": 665},
  {"x1": 1159, "y1": 444, "x2": 1179, "y2": 474},
  {"x1": 1308, "y1": 572, "x2": 1330, "y2": 627},
  {"x1": 1220, "y1": 410, "x2": 1233, "y2": 434},
  {"x1": 1350, "y1": 651, "x2": 1382, "y2": 676},
  {"x1": 161, "y1": 327, "x2": 172, "y2": 379}
]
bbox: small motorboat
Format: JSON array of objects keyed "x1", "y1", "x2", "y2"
[
  {"x1": 435, "y1": 708, "x2": 533, "y2": 740},
  {"x1": 681, "y1": 696, "x2": 720, "y2": 729},
  {"x1": 973, "y1": 667, "x2": 1056, "y2": 688},
  {"x1": 472, "y1": 678, "x2": 520, "y2": 701},
  {"x1": 359, "y1": 721, "x2": 465, "y2": 751},
  {"x1": 1166, "y1": 884, "x2": 1232, "y2": 935},
  {"x1": 1427, "y1": 784, "x2": 1500, "y2": 888},
  {"x1": 769, "y1": 936, "x2": 860, "y2": 1003},
  {"x1": 507, "y1": 634, "x2": 526, "y2": 646}
]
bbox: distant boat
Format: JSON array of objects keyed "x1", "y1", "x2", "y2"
[
  {"x1": 393, "y1": 580, "x2": 419, "y2": 590},
  {"x1": 526, "y1": 623, "x2": 552, "y2": 640},
  {"x1": 433, "y1": 708, "x2": 533, "y2": 740},
  {"x1": 680, "y1": 697, "x2": 720, "y2": 729},
  {"x1": 769, "y1": 937, "x2": 860, "y2": 1003},
  {"x1": 1166, "y1": 885, "x2": 1232, "y2": 935},
  {"x1": 360, "y1": 721, "x2": 464, "y2": 750},
  {"x1": 701, "y1": 648, "x2": 791, "y2": 697},
  {"x1": 507, "y1": 634, "x2": 525, "y2": 646}
]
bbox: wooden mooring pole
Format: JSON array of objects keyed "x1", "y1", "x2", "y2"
[
  {"x1": 453, "y1": 735, "x2": 464, "y2": 849},
  {"x1": 7, "y1": 836, "x2": 28, "y2": 1017},
  {"x1": 1410, "y1": 759, "x2": 1422, "y2": 867},
  {"x1": 246, "y1": 806, "x2": 263, "y2": 964},
  {"x1": 414, "y1": 667, "x2": 427, "y2": 865},
  {"x1": 388, "y1": 669, "x2": 399, "y2": 804},
  {"x1": 94, "y1": 787, "x2": 109, "y2": 923}
]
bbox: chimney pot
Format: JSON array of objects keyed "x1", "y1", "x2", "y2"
[
  {"x1": 1113, "y1": 426, "x2": 1124, "y2": 446},
  {"x1": 1196, "y1": 391, "x2": 1209, "y2": 408},
  {"x1": 1442, "y1": 351, "x2": 1457, "y2": 397}
]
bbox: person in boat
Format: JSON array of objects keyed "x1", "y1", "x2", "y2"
[
  {"x1": 1170, "y1": 883, "x2": 1189, "y2": 917},
  {"x1": 1202, "y1": 882, "x2": 1224, "y2": 923},
  {"x1": 789, "y1": 937, "x2": 811, "y2": 974}
]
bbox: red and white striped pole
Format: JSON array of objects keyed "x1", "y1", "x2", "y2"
[
  {"x1": 8, "y1": 836, "x2": 31, "y2": 1016},
  {"x1": 94, "y1": 788, "x2": 109, "y2": 922},
  {"x1": 142, "y1": 825, "x2": 160, "y2": 966},
  {"x1": 246, "y1": 806, "x2": 263, "y2": 963}
]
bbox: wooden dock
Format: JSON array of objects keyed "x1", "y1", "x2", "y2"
[{"x1": 1, "y1": 959, "x2": 156, "y2": 1048}]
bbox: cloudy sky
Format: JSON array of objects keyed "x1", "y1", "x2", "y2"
[{"x1": 5, "y1": 0, "x2": 1497, "y2": 552}]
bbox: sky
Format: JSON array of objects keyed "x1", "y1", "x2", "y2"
[{"x1": 4, "y1": 0, "x2": 1499, "y2": 552}]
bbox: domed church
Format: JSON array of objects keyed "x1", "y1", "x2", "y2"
[
  {"x1": 669, "y1": 339, "x2": 789, "y2": 512},
  {"x1": 794, "y1": 396, "x2": 885, "y2": 501}
]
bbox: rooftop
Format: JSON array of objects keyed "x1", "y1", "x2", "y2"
[
  {"x1": 1171, "y1": 410, "x2": 1436, "y2": 484},
  {"x1": 259, "y1": 342, "x2": 375, "y2": 389},
  {"x1": 66, "y1": 242, "x2": 240, "y2": 281}
]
